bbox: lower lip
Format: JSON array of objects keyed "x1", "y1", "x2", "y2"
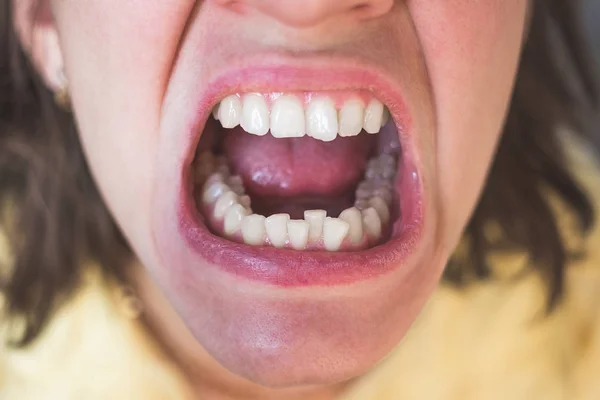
[{"x1": 174, "y1": 67, "x2": 425, "y2": 287}]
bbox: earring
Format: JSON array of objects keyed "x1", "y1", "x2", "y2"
[{"x1": 54, "y1": 69, "x2": 71, "y2": 111}]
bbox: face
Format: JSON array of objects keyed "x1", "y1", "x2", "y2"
[{"x1": 18, "y1": 0, "x2": 527, "y2": 387}]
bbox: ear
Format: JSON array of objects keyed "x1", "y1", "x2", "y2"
[{"x1": 13, "y1": 0, "x2": 66, "y2": 92}]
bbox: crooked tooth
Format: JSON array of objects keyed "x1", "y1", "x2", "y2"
[
  {"x1": 271, "y1": 95, "x2": 305, "y2": 138},
  {"x1": 242, "y1": 214, "x2": 266, "y2": 246},
  {"x1": 323, "y1": 217, "x2": 350, "y2": 251},
  {"x1": 339, "y1": 99, "x2": 364, "y2": 137},
  {"x1": 306, "y1": 97, "x2": 338, "y2": 142},
  {"x1": 214, "y1": 191, "x2": 239, "y2": 219},
  {"x1": 203, "y1": 181, "x2": 230, "y2": 205},
  {"x1": 369, "y1": 196, "x2": 390, "y2": 224},
  {"x1": 364, "y1": 99, "x2": 384, "y2": 134},
  {"x1": 218, "y1": 95, "x2": 242, "y2": 128},
  {"x1": 339, "y1": 207, "x2": 363, "y2": 244},
  {"x1": 224, "y1": 204, "x2": 250, "y2": 235},
  {"x1": 241, "y1": 93, "x2": 269, "y2": 136},
  {"x1": 362, "y1": 207, "x2": 382, "y2": 242},
  {"x1": 287, "y1": 220, "x2": 310, "y2": 250},
  {"x1": 304, "y1": 210, "x2": 326, "y2": 242},
  {"x1": 265, "y1": 214, "x2": 290, "y2": 248}
]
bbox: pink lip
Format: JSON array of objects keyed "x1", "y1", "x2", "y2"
[{"x1": 175, "y1": 60, "x2": 424, "y2": 287}]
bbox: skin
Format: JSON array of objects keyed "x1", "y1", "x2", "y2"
[{"x1": 15, "y1": 0, "x2": 528, "y2": 398}]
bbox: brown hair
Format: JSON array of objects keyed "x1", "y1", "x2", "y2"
[{"x1": 0, "y1": 0, "x2": 598, "y2": 346}]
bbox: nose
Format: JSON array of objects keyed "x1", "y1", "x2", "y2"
[{"x1": 227, "y1": 0, "x2": 393, "y2": 28}]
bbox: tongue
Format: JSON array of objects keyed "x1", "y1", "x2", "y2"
[{"x1": 224, "y1": 128, "x2": 376, "y2": 200}]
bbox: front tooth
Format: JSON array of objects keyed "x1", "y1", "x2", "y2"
[
  {"x1": 214, "y1": 191, "x2": 239, "y2": 219},
  {"x1": 339, "y1": 99, "x2": 364, "y2": 137},
  {"x1": 265, "y1": 214, "x2": 290, "y2": 248},
  {"x1": 362, "y1": 207, "x2": 382, "y2": 242},
  {"x1": 242, "y1": 214, "x2": 266, "y2": 246},
  {"x1": 368, "y1": 196, "x2": 390, "y2": 224},
  {"x1": 271, "y1": 95, "x2": 305, "y2": 138},
  {"x1": 339, "y1": 207, "x2": 363, "y2": 244},
  {"x1": 212, "y1": 104, "x2": 220, "y2": 120},
  {"x1": 203, "y1": 181, "x2": 230, "y2": 205},
  {"x1": 364, "y1": 99, "x2": 384, "y2": 134},
  {"x1": 241, "y1": 94, "x2": 270, "y2": 136},
  {"x1": 218, "y1": 95, "x2": 242, "y2": 128},
  {"x1": 304, "y1": 210, "x2": 326, "y2": 242},
  {"x1": 306, "y1": 97, "x2": 338, "y2": 142},
  {"x1": 287, "y1": 220, "x2": 310, "y2": 250},
  {"x1": 323, "y1": 218, "x2": 350, "y2": 251},
  {"x1": 224, "y1": 204, "x2": 250, "y2": 235}
]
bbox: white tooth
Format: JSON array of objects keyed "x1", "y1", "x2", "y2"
[
  {"x1": 287, "y1": 220, "x2": 310, "y2": 250},
  {"x1": 229, "y1": 175, "x2": 245, "y2": 196},
  {"x1": 368, "y1": 196, "x2": 390, "y2": 224},
  {"x1": 271, "y1": 95, "x2": 305, "y2": 138},
  {"x1": 381, "y1": 107, "x2": 390, "y2": 127},
  {"x1": 218, "y1": 95, "x2": 242, "y2": 128},
  {"x1": 364, "y1": 99, "x2": 384, "y2": 134},
  {"x1": 224, "y1": 204, "x2": 250, "y2": 235},
  {"x1": 339, "y1": 99, "x2": 364, "y2": 137},
  {"x1": 240, "y1": 195, "x2": 252, "y2": 209},
  {"x1": 339, "y1": 207, "x2": 363, "y2": 244},
  {"x1": 373, "y1": 187, "x2": 393, "y2": 204},
  {"x1": 212, "y1": 105, "x2": 220, "y2": 120},
  {"x1": 265, "y1": 214, "x2": 290, "y2": 248},
  {"x1": 304, "y1": 210, "x2": 326, "y2": 242},
  {"x1": 306, "y1": 97, "x2": 338, "y2": 142},
  {"x1": 242, "y1": 214, "x2": 266, "y2": 246},
  {"x1": 241, "y1": 93, "x2": 270, "y2": 136},
  {"x1": 323, "y1": 218, "x2": 350, "y2": 251},
  {"x1": 214, "y1": 191, "x2": 239, "y2": 219},
  {"x1": 203, "y1": 182, "x2": 230, "y2": 205},
  {"x1": 362, "y1": 207, "x2": 382, "y2": 241}
]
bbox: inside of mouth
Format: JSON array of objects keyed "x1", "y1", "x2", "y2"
[{"x1": 191, "y1": 92, "x2": 403, "y2": 252}]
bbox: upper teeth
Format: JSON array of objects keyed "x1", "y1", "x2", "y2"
[{"x1": 213, "y1": 93, "x2": 389, "y2": 142}]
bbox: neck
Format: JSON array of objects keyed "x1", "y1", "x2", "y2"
[{"x1": 130, "y1": 263, "x2": 350, "y2": 400}]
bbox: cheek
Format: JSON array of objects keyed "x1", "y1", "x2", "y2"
[
  {"x1": 410, "y1": 0, "x2": 527, "y2": 251},
  {"x1": 51, "y1": 1, "x2": 194, "y2": 250}
]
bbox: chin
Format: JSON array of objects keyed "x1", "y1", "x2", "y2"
[{"x1": 148, "y1": 54, "x2": 444, "y2": 387}]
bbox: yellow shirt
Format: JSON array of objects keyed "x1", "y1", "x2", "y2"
[{"x1": 1, "y1": 139, "x2": 599, "y2": 399}]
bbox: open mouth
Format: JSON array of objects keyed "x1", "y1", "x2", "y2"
[
  {"x1": 169, "y1": 66, "x2": 424, "y2": 286},
  {"x1": 193, "y1": 91, "x2": 401, "y2": 252}
]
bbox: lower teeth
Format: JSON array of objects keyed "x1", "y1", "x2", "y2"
[{"x1": 194, "y1": 151, "x2": 399, "y2": 252}]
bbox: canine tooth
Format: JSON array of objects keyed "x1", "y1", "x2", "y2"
[
  {"x1": 265, "y1": 214, "x2": 290, "y2": 248},
  {"x1": 241, "y1": 93, "x2": 269, "y2": 136},
  {"x1": 362, "y1": 207, "x2": 382, "y2": 241},
  {"x1": 339, "y1": 207, "x2": 363, "y2": 244},
  {"x1": 304, "y1": 210, "x2": 327, "y2": 242},
  {"x1": 224, "y1": 204, "x2": 250, "y2": 235},
  {"x1": 369, "y1": 196, "x2": 390, "y2": 224},
  {"x1": 271, "y1": 95, "x2": 305, "y2": 138},
  {"x1": 306, "y1": 97, "x2": 338, "y2": 142},
  {"x1": 364, "y1": 99, "x2": 384, "y2": 134},
  {"x1": 218, "y1": 95, "x2": 242, "y2": 128},
  {"x1": 203, "y1": 182, "x2": 230, "y2": 205},
  {"x1": 323, "y1": 218, "x2": 350, "y2": 251},
  {"x1": 214, "y1": 191, "x2": 239, "y2": 219},
  {"x1": 242, "y1": 214, "x2": 266, "y2": 246},
  {"x1": 287, "y1": 220, "x2": 310, "y2": 250},
  {"x1": 339, "y1": 99, "x2": 364, "y2": 137}
]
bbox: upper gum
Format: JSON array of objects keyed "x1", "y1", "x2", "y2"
[{"x1": 223, "y1": 91, "x2": 379, "y2": 109}]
